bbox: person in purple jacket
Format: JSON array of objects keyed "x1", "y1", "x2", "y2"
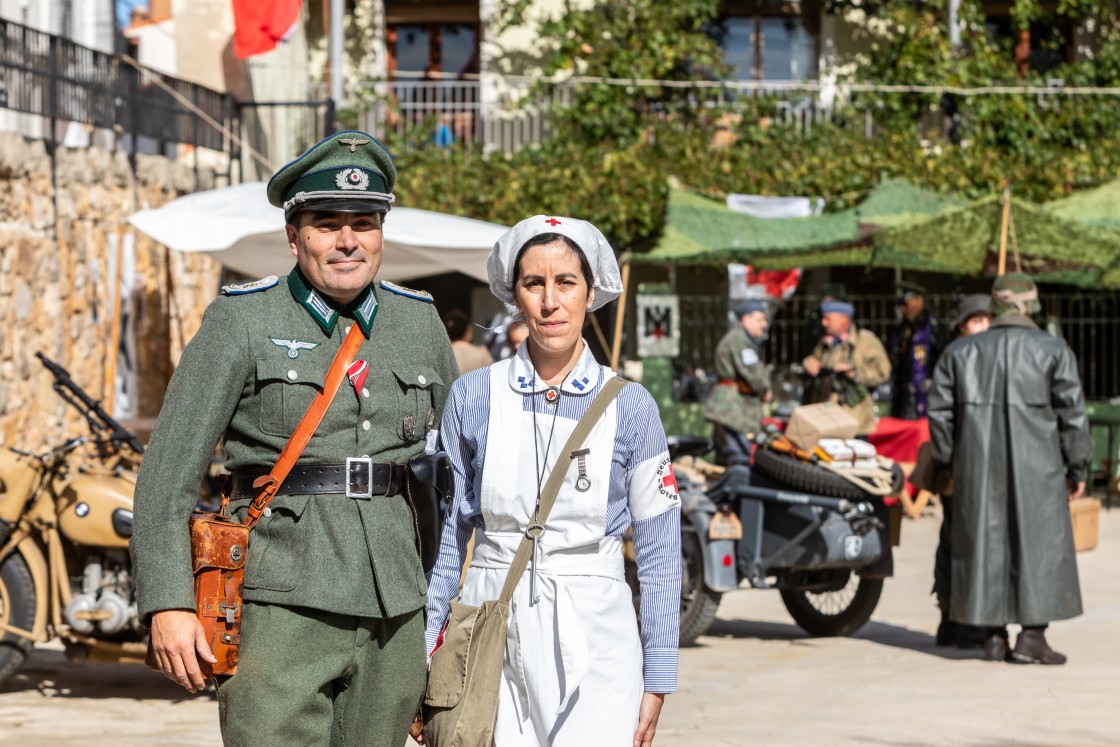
[{"x1": 888, "y1": 281, "x2": 945, "y2": 419}]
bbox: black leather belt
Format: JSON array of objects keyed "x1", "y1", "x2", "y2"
[{"x1": 230, "y1": 459, "x2": 404, "y2": 500}]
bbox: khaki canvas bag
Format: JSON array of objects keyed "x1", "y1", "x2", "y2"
[{"x1": 421, "y1": 376, "x2": 627, "y2": 747}]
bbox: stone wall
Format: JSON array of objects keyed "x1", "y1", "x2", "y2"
[{"x1": 0, "y1": 132, "x2": 223, "y2": 451}]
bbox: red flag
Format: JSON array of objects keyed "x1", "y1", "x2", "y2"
[
  {"x1": 747, "y1": 267, "x2": 802, "y2": 300},
  {"x1": 231, "y1": 0, "x2": 302, "y2": 59}
]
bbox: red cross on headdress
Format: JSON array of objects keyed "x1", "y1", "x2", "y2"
[{"x1": 545, "y1": 218, "x2": 562, "y2": 226}]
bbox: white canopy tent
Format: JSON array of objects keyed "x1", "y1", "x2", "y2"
[{"x1": 127, "y1": 181, "x2": 506, "y2": 282}]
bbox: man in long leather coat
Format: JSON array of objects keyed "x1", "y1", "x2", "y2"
[{"x1": 928, "y1": 273, "x2": 1091, "y2": 665}]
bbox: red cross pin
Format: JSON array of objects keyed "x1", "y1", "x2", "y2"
[{"x1": 545, "y1": 218, "x2": 561, "y2": 226}]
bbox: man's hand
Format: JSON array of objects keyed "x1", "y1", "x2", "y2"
[
  {"x1": 148, "y1": 609, "x2": 217, "y2": 693},
  {"x1": 1067, "y1": 480, "x2": 1085, "y2": 502},
  {"x1": 803, "y1": 357, "x2": 822, "y2": 377},
  {"x1": 633, "y1": 692, "x2": 665, "y2": 747},
  {"x1": 832, "y1": 362, "x2": 856, "y2": 379}
]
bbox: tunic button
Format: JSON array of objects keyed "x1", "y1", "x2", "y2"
[
  {"x1": 362, "y1": 387, "x2": 369, "y2": 398},
  {"x1": 263, "y1": 507, "x2": 272, "y2": 518},
  {"x1": 362, "y1": 420, "x2": 371, "y2": 431},
  {"x1": 417, "y1": 374, "x2": 427, "y2": 385},
  {"x1": 346, "y1": 325, "x2": 353, "y2": 334},
  {"x1": 287, "y1": 370, "x2": 297, "y2": 381}
]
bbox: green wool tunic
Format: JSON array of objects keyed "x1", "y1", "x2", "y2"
[
  {"x1": 130, "y1": 268, "x2": 459, "y2": 622},
  {"x1": 705, "y1": 325, "x2": 770, "y2": 435}
]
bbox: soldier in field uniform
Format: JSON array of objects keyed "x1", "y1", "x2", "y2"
[
  {"x1": 706, "y1": 299, "x2": 772, "y2": 466},
  {"x1": 130, "y1": 131, "x2": 459, "y2": 746},
  {"x1": 802, "y1": 300, "x2": 891, "y2": 436}
]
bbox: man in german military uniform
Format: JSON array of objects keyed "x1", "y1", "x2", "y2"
[
  {"x1": 803, "y1": 299, "x2": 891, "y2": 436},
  {"x1": 130, "y1": 130, "x2": 458, "y2": 746},
  {"x1": 706, "y1": 299, "x2": 771, "y2": 466}
]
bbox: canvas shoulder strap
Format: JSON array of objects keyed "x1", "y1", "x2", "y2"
[
  {"x1": 243, "y1": 322, "x2": 367, "y2": 529},
  {"x1": 498, "y1": 375, "x2": 628, "y2": 603}
]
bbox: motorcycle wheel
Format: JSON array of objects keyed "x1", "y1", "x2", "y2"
[
  {"x1": 679, "y1": 524, "x2": 722, "y2": 646},
  {"x1": 0, "y1": 551, "x2": 36, "y2": 683},
  {"x1": 624, "y1": 524, "x2": 722, "y2": 647},
  {"x1": 779, "y1": 573, "x2": 883, "y2": 637}
]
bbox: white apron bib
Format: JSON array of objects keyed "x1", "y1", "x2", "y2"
[{"x1": 460, "y1": 360, "x2": 643, "y2": 746}]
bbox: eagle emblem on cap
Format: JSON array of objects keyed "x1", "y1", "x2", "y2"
[
  {"x1": 338, "y1": 137, "x2": 369, "y2": 152},
  {"x1": 336, "y1": 168, "x2": 370, "y2": 191}
]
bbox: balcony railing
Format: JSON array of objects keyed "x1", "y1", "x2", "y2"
[
  {"x1": 351, "y1": 75, "x2": 844, "y2": 153},
  {"x1": 0, "y1": 17, "x2": 230, "y2": 152}
]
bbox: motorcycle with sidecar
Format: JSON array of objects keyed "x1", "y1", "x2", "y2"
[{"x1": 630, "y1": 428, "x2": 904, "y2": 645}]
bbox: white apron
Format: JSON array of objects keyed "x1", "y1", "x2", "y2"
[{"x1": 459, "y1": 361, "x2": 643, "y2": 746}]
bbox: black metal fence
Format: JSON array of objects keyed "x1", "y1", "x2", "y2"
[
  {"x1": 678, "y1": 293, "x2": 1120, "y2": 402},
  {"x1": 0, "y1": 18, "x2": 229, "y2": 152}
]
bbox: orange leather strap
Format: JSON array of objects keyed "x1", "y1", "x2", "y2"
[{"x1": 244, "y1": 322, "x2": 367, "y2": 530}]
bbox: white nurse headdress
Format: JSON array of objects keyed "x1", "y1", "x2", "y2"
[{"x1": 487, "y1": 215, "x2": 624, "y2": 312}]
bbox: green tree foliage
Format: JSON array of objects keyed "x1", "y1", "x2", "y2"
[
  {"x1": 392, "y1": 138, "x2": 668, "y2": 250},
  {"x1": 509, "y1": 0, "x2": 731, "y2": 145},
  {"x1": 389, "y1": 0, "x2": 1120, "y2": 249}
]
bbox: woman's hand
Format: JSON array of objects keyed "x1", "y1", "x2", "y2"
[
  {"x1": 633, "y1": 692, "x2": 665, "y2": 747},
  {"x1": 410, "y1": 711, "x2": 425, "y2": 744}
]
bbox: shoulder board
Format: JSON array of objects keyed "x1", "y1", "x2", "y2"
[
  {"x1": 380, "y1": 280, "x2": 433, "y2": 303},
  {"x1": 222, "y1": 275, "x2": 279, "y2": 296}
]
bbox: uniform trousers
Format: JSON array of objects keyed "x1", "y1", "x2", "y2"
[{"x1": 215, "y1": 601, "x2": 426, "y2": 747}]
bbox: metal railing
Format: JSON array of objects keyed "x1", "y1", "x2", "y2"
[
  {"x1": 0, "y1": 17, "x2": 229, "y2": 152},
  {"x1": 676, "y1": 293, "x2": 1119, "y2": 402},
  {"x1": 352, "y1": 76, "x2": 841, "y2": 153}
]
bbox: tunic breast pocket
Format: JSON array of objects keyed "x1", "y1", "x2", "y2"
[
  {"x1": 256, "y1": 360, "x2": 325, "y2": 437},
  {"x1": 390, "y1": 364, "x2": 443, "y2": 442}
]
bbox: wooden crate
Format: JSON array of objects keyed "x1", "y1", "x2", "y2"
[{"x1": 1070, "y1": 497, "x2": 1101, "y2": 553}]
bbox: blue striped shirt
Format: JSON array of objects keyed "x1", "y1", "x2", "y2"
[{"x1": 425, "y1": 362, "x2": 682, "y2": 693}]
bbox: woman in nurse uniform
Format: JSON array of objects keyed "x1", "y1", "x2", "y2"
[{"x1": 424, "y1": 216, "x2": 682, "y2": 746}]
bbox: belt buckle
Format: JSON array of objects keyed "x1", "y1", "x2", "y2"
[{"x1": 345, "y1": 457, "x2": 374, "y2": 499}]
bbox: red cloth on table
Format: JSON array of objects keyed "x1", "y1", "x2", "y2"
[{"x1": 867, "y1": 416, "x2": 930, "y2": 463}]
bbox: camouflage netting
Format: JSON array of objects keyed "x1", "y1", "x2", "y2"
[
  {"x1": 871, "y1": 196, "x2": 1120, "y2": 288},
  {"x1": 632, "y1": 180, "x2": 1120, "y2": 288}
]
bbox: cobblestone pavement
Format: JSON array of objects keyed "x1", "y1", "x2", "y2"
[{"x1": 1, "y1": 507, "x2": 1116, "y2": 746}]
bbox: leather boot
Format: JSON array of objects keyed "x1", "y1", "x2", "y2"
[
  {"x1": 1011, "y1": 629, "x2": 1067, "y2": 665},
  {"x1": 981, "y1": 627, "x2": 1009, "y2": 662},
  {"x1": 955, "y1": 624, "x2": 984, "y2": 650},
  {"x1": 935, "y1": 594, "x2": 957, "y2": 647}
]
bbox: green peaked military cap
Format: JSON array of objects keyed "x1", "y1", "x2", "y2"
[
  {"x1": 991, "y1": 272, "x2": 1041, "y2": 315},
  {"x1": 267, "y1": 129, "x2": 397, "y2": 221},
  {"x1": 895, "y1": 279, "x2": 926, "y2": 301}
]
